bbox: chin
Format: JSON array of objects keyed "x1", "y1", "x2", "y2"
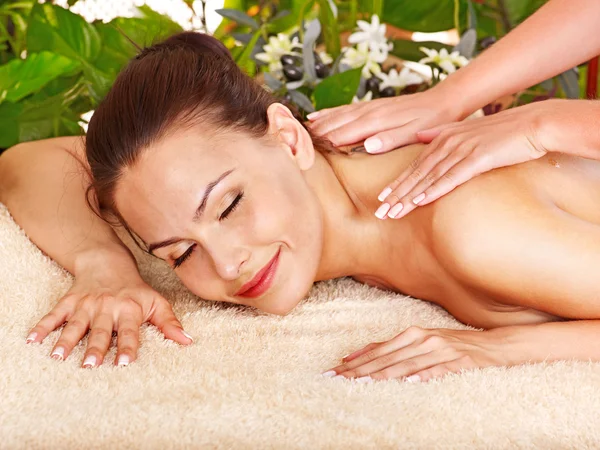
[{"x1": 260, "y1": 269, "x2": 315, "y2": 316}]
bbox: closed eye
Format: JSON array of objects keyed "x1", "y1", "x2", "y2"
[{"x1": 220, "y1": 191, "x2": 244, "y2": 220}]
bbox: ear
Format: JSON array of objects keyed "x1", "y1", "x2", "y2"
[{"x1": 266, "y1": 103, "x2": 315, "y2": 171}]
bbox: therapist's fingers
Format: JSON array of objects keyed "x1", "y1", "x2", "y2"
[{"x1": 416, "y1": 121, "x2": 462, "y2": 144}]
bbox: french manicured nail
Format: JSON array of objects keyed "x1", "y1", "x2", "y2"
[
  {"x1": 26, "y1": 332, "x2": 37, "y2": 344},
  {"x1": 388, "y1": 203, "x2": 404, "y2": 218},
  {"x1": 364, "y1": 137, "x2": 382, "y2": 153},
  {"x1": 356, "y1": 376, "x2": 373, "y2": 383},
  {"x1": 341, "y1": 353, "x2": 350, "y2": 360},
  {"x1": 332, "y1": 375, "x2": 346, "y2": 380},
  {"x1": 405, "y1": 375, "x2": 421, "y2": 383},
  {"x1": 306, "y1": 112, "x2": 320, "y2": 120},
  {"x1": 378, "y1": 187, "x2": 392, "y2": 202},
  {"x1": 83, "y1": 355, "x2": 97, "y2": 368},
  {"x1": 51, "y1": 347, "x2": 64, "y2": 361},
  {"x1": 412, "y1": 193, "x2": 426, "y2": 205},
  {"x1": 118, "y1": 355, "x2": 129, "y2": 367},
  {"x1": 321, "y1": 370, "x2": 337, "y2": 377},
  {"x1": 375, "y1": 203, "x2": 391, "y2": 219},
  {"x1": 182, "y1": 330, "x2": 194, "y2": 342}
]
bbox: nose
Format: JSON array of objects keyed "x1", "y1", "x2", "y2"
[{"x1": 204, "y1": 236, "x2": 249, "y2": 281}]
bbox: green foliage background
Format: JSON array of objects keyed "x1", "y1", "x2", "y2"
[{"x1": 0, "y1": 0, "x2": 559, "y2": 150}]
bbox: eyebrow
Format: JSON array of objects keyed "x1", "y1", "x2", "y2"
[{"x1": 147, "y1": 169, "x2": 235, "y2": 254}]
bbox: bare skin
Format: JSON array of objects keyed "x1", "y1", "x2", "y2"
[{"x1": 3, "y1": 103, "x2": 600, "y2": 380}]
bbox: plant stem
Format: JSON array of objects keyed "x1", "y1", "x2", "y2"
[
  {"x1": 372, "y1": 0, "x2": 383, "y2": 18},
  {"x1": 496, "y1": 0, "x2": 512, "y2": 35}
]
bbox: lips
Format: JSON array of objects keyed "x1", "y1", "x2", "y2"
[{"x1": 235, "y1": 248, "x2": 281, "y2": 298}]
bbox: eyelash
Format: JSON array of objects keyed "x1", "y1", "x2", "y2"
[{"x1": 172, "y1": 191, "x2": 244, "y2": 269}]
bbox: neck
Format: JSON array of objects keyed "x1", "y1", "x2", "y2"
[{"x1": 304, "y1": 146, "x2": 426, "y2": 285}]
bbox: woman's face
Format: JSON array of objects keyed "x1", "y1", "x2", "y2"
[{"x1": 114, "y1": 107, "x2": 324, "y2": 315}]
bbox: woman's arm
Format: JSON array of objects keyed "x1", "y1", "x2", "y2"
[
  {"x1": 0, "y1": 137, "x2": 192, "y2": 368},
  {"x1": 0, "y1": 136, "x2": 136, "y2": 275}
]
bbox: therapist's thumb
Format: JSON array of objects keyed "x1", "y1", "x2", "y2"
[{"x1": 363, "y1": 125, "x2": 423, "y2": 154}]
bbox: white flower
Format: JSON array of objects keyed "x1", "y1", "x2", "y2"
[
  {"x1": 352, "y1": 90, "x2": 373, "y2": 103},
  {"x1": 318, "y1": 51, "x2": 333, "y2": 65},
  {"x1": 341, "y1": 41, "x2": 385, "y2": 78},
  {"x1": 348, "y1": 14, "x2": 391, "y2": 55},
  {"x1": 255, "y1": 33, "x2": 302, "y2": 73},
  {"x1": 377, "y1": 67, "x2": 423, "y2": 90},
  {"x1": 418, "y1": 47, "x2": 470, "y2": 74}
]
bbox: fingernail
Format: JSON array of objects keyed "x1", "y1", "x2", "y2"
[
  {"x1": 118, "y1": 355, "x2": 130, "y2": 367},
  {"x1": 364, "y1": 138, "x2": 382, "y2": 153},
  {"x1": 356, "y1": 376, "x2": 373, "y2": 383},
  {"x1": 377, "y1": 187, "x2": 392, "y2": 202},
  {"x1": 51, "y1": 347, "x2": 64, "y2": 361},
  {"x1": 26, "y1": 332, "x2": 37, "y2": 344},
  {"x1": 321, "y1": 370, "x2": 337, "y2": 377},
  {"x1": 388, "y1": 203, "x2": 404, "y2": 218},
  {"x1": 306, "y1": 112, "x2": 319, "y2": 120},
  {"x1": 332, "y1": 375, "x2": 346, "y2": 380},
  {"x1": 83, "y1": 355, "x2": 97, "y2": 368},
  {"x1": 182, "y1": 330, "x2": 194, "y2": 342},
  {"x1": 375, "y1": 203, "x2": 391, "y2": 219},
  {"x1": 341, "y1": 353, "x2": 350, "y2": 360},
  {"x1": 412, "y1": 193, "x2": 426, "y2": 205},
  {"x1": 405, "y1": 375, "x2": 421, "y2": 383}
]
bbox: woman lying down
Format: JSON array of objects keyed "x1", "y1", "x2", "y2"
[{"x1": 2, "y1": 32, "x2": 600, "y2": 383}]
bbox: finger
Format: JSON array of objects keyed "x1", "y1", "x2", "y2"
[
  {"x1": 307, "y1": 102, "x2": 360, "y2": 122},
  {"x1": 364, "y1": 116, "x2": 449, "y2": 154},
  {"x1": 342, "y1": 343, "x2": 381, "y2": 363},
  {"x1": 416, "y1": 122, "x2": 460, "y2": 144},
  {"x1": 308, "y1": 102, "x2": 372, "y2": 138},
  {"x1": 409, "y1": 357, "x2": 471, "y2": 382},
  {"x1": 327, "y1": 326, "x2": 425, "y2": 375},
  {"x1": 27, "y1": 294, "x2": 77, "y2": 345},
  {"x1": 115, "y1": 308, "x2": 143, "y2": 367},
  {"x1": 147, "y1": 296, "x2": 193, "y2": 345},
  {"x1": 415, "y1": 157, "x2": 484, "y2": 207},
  {"x1": 82, "y1": 311, "x2": 114, "y2": 368},
  {"x1": 368, "y1": 350, "x2": 455, "y2": 381},
  {"x1": 50, "y1": 309, "x2": 91, "y2": 361},
  {"x1": 386, "y1": 150, "x2": 469, "y2": 219}
]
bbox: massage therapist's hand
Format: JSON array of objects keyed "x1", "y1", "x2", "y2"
[
  {"x1": 322, "y1": 326, "x2": 509, "y2": 383},
  {"x1": 307, "y1": 87, "x2": 460, "y2": 151},
  {"x1": 25, "y1": 250, "x2": 193, "y2": 368},
  {"x1": 375, "y1": 101, "x2": 552, "y2": 220}
]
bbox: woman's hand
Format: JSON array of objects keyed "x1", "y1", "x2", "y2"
[
  {"x1": 321, "y1": 326, "x2": 510, "y2": 383},
  {"x1": 307, "y1": 87, "x2": 461, "y2": 152},
  {"x1": 25, "y1": 251, "x2": 192, "y2": 368},
  {"x1": 375, "y1": 102, "x2": 550, "y2": 220}
]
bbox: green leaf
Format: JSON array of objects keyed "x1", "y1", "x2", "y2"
[
  {"x1": 389, "y1": 39, "x2": 451, "y2": 62},
  {"x1": 27, "y1": 3, "x2": 101, "y2": 63},
  {"x1": 502, "y1": 0, "x2": 547, "y2": 27},
  {"x1": 0, "y1": 81, "x2": 85, "y2": 147},
  {"x1": 382, "y1": 0, "x2": 468, "y2": 32},
  {"x1": 0, "y1": 51, "x2": 80, "y2": 103},
  {"x1": 215, "y1": 8, "x2": 259, "y2": 30},
  {"x1": 313, "y1": 67, "x2": 362, "y2": 110},
  {"x1": 236, "y1": 28, "x2": 262, "y2": 75},
  {"x1": 318, "y1": 0, "x2": 340, "y2": 59}
]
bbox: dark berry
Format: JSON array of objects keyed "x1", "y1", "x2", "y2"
[
  {"x1": 366, "y1": 77, "x2": 381, "y2": 94},
  {"x1": 280, "y1": 54, "x2": 301, "y2": 67},
  {"x1": 380, "y1": 86, "x2": 396, "y2": 97},
  {"x1": 283, "y1": 65, "x2": 304, "y2": 81},
  {"x1": 479, "y1": 36, "x2": 496, "y2": 50},
  {"x1": 315, "y1": 62, "x2": 329, "y2": 78}
]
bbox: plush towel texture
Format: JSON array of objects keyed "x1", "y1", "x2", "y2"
[{"x1": 1, "y1": 202, "x2": 600, "y2": 449}]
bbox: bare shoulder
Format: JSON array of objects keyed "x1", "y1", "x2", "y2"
[{"x1": 428, "y1": 168, "x2": 600, "y2": 317}]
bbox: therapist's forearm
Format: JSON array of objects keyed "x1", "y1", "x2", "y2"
[
  {"x1": 537, "y1": 99, "x2": 600, "y2": 160},
  {"x1": 434, "y1": 0, "x2": 600, "y2": 119}
]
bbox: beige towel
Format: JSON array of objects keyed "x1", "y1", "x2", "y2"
[{"x1": 2, "y1": 202, "x2": 600, "y2": 449}]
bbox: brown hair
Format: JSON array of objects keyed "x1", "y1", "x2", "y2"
[{"x1": 85, "y1": 31, "x2": 338, "y2": 251}]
